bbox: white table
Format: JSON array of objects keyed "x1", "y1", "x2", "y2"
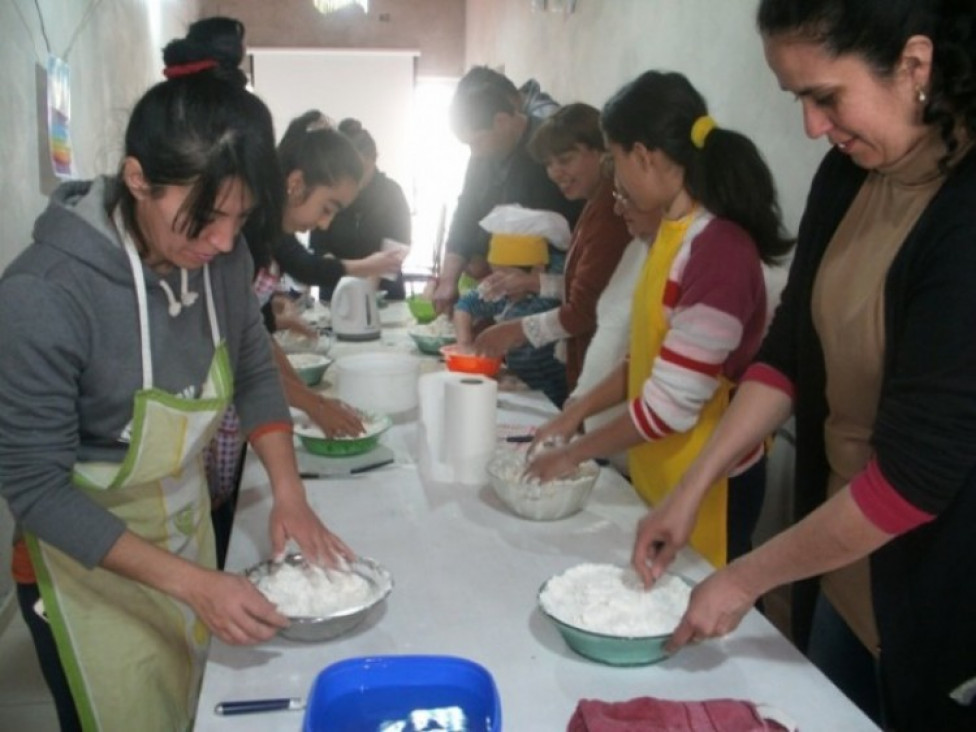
[{"x1": 194, "y1": 385, "x2": 879, "y2": 731}]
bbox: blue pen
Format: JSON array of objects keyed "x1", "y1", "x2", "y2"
[{"x1": 214, "y1": 697, "x2": 305, "y2": 715}]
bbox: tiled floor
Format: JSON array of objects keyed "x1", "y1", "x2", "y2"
[{"x1": 0, "y1": 599, "x2": 59, "y2": 731}]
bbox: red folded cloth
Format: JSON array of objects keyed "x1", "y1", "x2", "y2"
[{"x1": 568, "y1": 696, "x2": 791, "y2": 732}]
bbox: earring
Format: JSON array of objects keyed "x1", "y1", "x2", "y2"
[{"x1": 916, "y1": 86, "x2": 928, "y2": 104}]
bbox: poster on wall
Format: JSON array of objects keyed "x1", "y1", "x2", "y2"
[{"x1": 47, "y1": 54, "x2": 74, "y2": 179}]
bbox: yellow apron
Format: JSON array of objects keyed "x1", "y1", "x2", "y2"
[
  {"x1": 26, "y1": 218, "x2": 231, "y2": 732},
  {"x1": 627, "y1": 210, "x2": 731, "y2": 568}
]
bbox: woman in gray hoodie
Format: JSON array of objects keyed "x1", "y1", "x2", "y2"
[{"x1": 0, "y1": 43, "x2": 353, "y2": 731}]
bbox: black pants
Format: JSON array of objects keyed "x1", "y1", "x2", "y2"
[
  {"x1": 726, "y1": 457, "x2": 766, "y2": 562},
  {"x1": 808, "y1": 593, "x2": 885, "y2": 726},
  {"x1": 16, "y1": 582, "x2": 82, "y2": 732}
]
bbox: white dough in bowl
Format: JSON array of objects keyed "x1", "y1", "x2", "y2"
[
  {"x1": 539, "y1": 563, "x2": 691, "y2": 637},
  {"x1": 255, "y1": 563, "x2": 373, "y2": 618},
  {"x1": 409, "y1": 314, "x2": 455, "y2": 337},
  {"x1": 286, "y1": 353, "x2": 329, "y2": 369},
  {"x1": 293, "y1": 411, "x2": 390, "y2": 442}
]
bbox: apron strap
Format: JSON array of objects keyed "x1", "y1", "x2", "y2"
[
  {"x1": 115, "y1": 208, "x2": 154, "y2": 390},
  {"x1": 203, "y1": 263, "x2": 220, "y2": 349},
  {"x1": 113, "y1": 207, "x2": 223, "y2": 389}
]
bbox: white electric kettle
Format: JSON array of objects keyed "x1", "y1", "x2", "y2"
[{"x1": 330, "y1": 276, "x2": 381, "y2": 341}]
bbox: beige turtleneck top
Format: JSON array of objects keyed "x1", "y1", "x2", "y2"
[{"x1": 811, "y1": 129, "x2": 967, "y2": 654}]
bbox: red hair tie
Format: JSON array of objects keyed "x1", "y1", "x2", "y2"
[{"x1": 163, "y1": 59, "x2": 219, "y2": 79}]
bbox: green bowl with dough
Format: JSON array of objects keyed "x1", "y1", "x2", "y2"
[
  {"x1": 294, "y1": 412, "x2": 392, "y2": 457},
  {"x1": 537, "y1": 568, "x2": 693, "y2": 666},
  {"x1": 408, "y1": 330, "x2": 457, "y2": 355}
]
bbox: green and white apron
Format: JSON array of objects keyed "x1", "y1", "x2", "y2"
[{"x1": 26, "y1": 220, "x2": 233, "y2": 732}]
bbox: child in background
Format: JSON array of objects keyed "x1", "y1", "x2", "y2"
[{"x1": 454, "y1": 226, "x2": 568, "y2": 406}]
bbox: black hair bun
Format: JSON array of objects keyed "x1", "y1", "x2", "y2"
[{"x1": 338, "y1": 118, "x2": 363, "y2": 136}]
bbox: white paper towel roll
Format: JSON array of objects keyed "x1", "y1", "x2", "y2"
[
  {"x1": 444, "y1": 376, "x2": 497, "y2": 485},
  {"x1": 417, "y1": 371, "x2": 497, "y2": 485}
]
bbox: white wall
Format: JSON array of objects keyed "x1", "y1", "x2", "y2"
[
  {"x1": 249, "y1": 48, "x2": 419, "y2": 205},
  {"x1": 465, "y1": 0, "x2": 829, "y2": 239}
]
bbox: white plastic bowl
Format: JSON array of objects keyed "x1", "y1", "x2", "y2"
[
  {"x1": 487, "y1": 450, "x2": 599, "y2": 521},
  {"x1": 334, "y1": 353, "x2": 421, "y2": 415}
]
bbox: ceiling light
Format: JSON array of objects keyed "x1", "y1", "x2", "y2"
[{"x1": 313, "y1": 0, "x2": 368, "y2": 14}]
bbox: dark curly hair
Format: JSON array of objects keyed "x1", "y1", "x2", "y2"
[{"x1": 757, "y1": 0, "x2": 976, "y2": 168}]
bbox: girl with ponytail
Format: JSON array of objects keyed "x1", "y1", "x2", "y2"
[{"x1": 528, "y1": 70, "x2": 792, "y2": 572}]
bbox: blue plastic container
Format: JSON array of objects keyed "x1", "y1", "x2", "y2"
[{"x1": 303, "y1": 655, "x2": 502, "y2": 732}]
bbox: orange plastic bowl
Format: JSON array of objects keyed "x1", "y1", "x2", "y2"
[{"x1": 440, "y1": 344, "x2": 502, "y2": 378}]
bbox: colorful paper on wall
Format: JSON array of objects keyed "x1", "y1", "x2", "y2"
[{"x1": 47, "y1": 54, "x2": 74, "y2": 179}]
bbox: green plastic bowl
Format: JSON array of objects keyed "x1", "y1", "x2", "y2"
[
  {"x1": 540, "y1": 606, "x2": 671, "y2": 666},
  {"x1": 407, "y1": 296, "x2": 436, "y2": 324},
  {"x1": 537, "y1": 571, "x2": 693, "y2": 666},
  {"x1": 408, "y1": 330, "x2": 457, "y2": 355},
  {"x1": 295, "y1": 413, "x2": 392, "y2": 457}
]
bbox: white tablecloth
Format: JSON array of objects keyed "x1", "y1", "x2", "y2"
[{"x1": 194, "y1": 380, "x2": 878, "y2": 731}]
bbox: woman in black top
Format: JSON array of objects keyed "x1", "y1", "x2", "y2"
[
  {"x1": 631, "y1": 2, "x2": 976, "y2": 728},
  {"x1": 308, "y1": 118, "x2": 412, "y2": 300}
]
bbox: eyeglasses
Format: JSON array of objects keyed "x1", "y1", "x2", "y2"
[{"x1": 611, "y1": 189, "x2": 631, "y2": 207}]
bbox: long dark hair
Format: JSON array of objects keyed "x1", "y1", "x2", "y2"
[
  {"x1": 277, "y1": 111, "x2": 364, "y2": 192},
  {"x1": 602, "y1": 70, "x2": 794, "y2": 264},
  {"x1": 116, "y1": 56, "x2": 281, "y2": 260},
  {"x1": 757, "y1": 0, "x2": 976, "y2": 166}
]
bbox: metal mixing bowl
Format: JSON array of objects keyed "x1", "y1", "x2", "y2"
[{"x1": 244, "y1": 554, "x2": 393, "y2": 642}]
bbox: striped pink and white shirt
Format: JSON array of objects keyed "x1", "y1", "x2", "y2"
[{"x1": 629, "y1": 215, "x2": 767, "y2": 475}]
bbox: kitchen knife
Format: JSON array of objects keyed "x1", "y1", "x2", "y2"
[
  {"x1": 300, "y1": 457, "x2": 395, "y2": 479},
  {"x1": 214, "y1": 697, "x2": 305, "y2": 715}
]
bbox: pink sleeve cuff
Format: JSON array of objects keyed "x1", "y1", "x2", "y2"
[
  {"x1": 850, "y1": 458, "x2": 935, "y2": 535},
  {"x1": 741, "y1": 362, "x2": 796, "y2": 400},
  {"x1": 247, "y1": 420, "x2": 293, "y2": 443}
]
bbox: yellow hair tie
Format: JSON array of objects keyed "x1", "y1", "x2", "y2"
[{"x1": 690, "y1": 115, "x2": 717, "y2": 149}]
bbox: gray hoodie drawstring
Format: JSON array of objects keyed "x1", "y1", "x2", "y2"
[{"x1": 158, "y1": 268, "x2": 199, "y2": 317}]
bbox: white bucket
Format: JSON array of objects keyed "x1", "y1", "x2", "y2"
[{"x1": 334, "y1": 353, "x2": 421, "y2": 415}]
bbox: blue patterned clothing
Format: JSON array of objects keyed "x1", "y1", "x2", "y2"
[{"x1": 456, "y1": 291, "x2": 567, "y2": 406}]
